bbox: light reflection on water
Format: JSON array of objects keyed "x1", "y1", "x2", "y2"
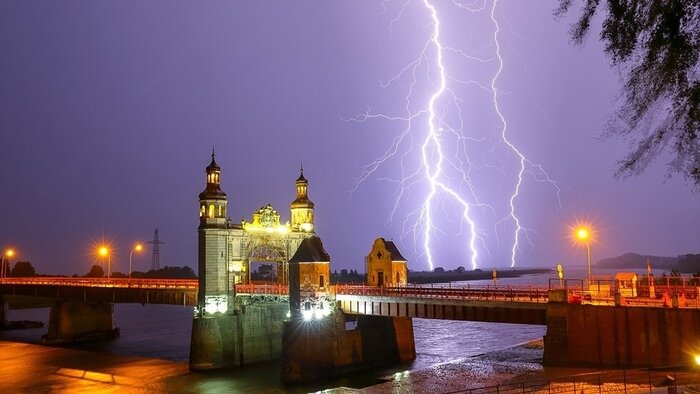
[
  {"x1": 1, "y1": 272, "x2": 561, "y2": 392},
  {"x1": 1, "y1": 304, "x2": 545, "y2": 392}
]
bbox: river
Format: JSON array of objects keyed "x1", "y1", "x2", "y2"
[{"x1": 0, "y1": 267, "x2": 667, "y2": 392}]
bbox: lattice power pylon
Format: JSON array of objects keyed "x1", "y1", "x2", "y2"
[{"x1": 147, "y1": 228, "x2": 165, "y2": 271}]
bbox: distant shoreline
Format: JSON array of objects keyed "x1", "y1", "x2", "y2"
[{"x1": 408, "y1": 268, "x2": 553, "y2": 284}]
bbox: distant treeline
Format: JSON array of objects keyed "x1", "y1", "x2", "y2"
[
  {"x1": 408, "y1": 268, "x2": 552, "y2": 284},
  {"x1": 677, "y1": 254, "x2": 700, "y2": 273},
  {"x1": 595, "y1": 252, "x2": 700, "y2": 274},
  {"x1": 83, "y1": 264, "x2": 196, "y2": 279},
  {"x1": 331, "y1": 267, "x2": 553, "y2": 285},
  {"x1": 331, "y1": 269, "x2": 364, "y2": 284},
  {"x1": 0, "y1": 261, "x2": 196, "y2": 279}
]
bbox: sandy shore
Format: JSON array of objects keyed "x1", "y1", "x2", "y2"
[
  {"x1": 361, "y1": 339, "x2": 545, "y2": 393},
  {"x1": 360, "y1": 339, "x2": 700, "y2": 394}
]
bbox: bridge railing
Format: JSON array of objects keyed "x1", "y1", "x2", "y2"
[
  {"x1": 0, "y1": 277, "x2": 198, "y2": 290},
  {"x1": 334, "y1": 283, "x2": 550, "y2": 303},
  {"x1": 549, "y1": 278, "x2": 700, "y2": 308},
  {"x1": 235, "y1": 283, "x2": 289, "y2": 296}
]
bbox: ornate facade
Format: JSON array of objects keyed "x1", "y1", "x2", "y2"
[
  {"x1": 197, "y1": 152, "x2": 315, "y2": 313},
  {"x1": 365, "y1": 238, "x2": 408, "y2": 287}
]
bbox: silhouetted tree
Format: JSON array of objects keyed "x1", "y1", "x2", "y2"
[
  {"x1": 556, "y1": 1, "x2": 700, "y2": 187},
  {"x1": 10, "y1": 261, "x2": 36, "y2": 277},
  {"x1": 85, "y1": 265, "x2": 105, "y2": 278},
  {"x1": 145, "y1": 266, "x2": 196, "y2": 279},
  {"x1": 677, "y1": 254, "x2": 700, "y2": 273}
]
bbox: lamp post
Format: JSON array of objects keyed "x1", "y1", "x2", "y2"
[
  {"x1": 2, "y1": 248, "x2": 14, "y2": 279},
  {"x1": 129, "y1": 243, "x2": 143, "y2": 279},
  {"x1": 575, "y1": 227, "x2": 592, "y2": 286},
  {"x1": 98, "y1": 246, "x2": 111, "y2": 278}
]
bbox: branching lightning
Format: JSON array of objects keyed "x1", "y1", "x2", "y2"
[
  {"x1": 488, "y1": 0, "x2": 562, "y2": 267},
  {"x1": 350, "y1": 0, "x2": 561, "y2": 270}
]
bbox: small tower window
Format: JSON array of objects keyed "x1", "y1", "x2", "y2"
[
  {"x1": 200, "y1": 205, "x2": 206, "y2": 217},
  {"x1": 319, "y1": 275, "x2": 325, "y2": 288},
  {"x1": 208, "y1": 205, "x2": 215, "y2": 218}
]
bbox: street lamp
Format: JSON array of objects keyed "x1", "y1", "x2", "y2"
[
  {"x1": 129, "y1": 243, "x2": 143, "y2": 279},
  {"x1": 2, "y1": 248, "x2": 15, "y2": 279},
  {"x1": 98, "y1": 246, "x2": 111, "y2": 278},
  {"x1": 575, "y1": 227, "x2": 592, "y2": 285}
]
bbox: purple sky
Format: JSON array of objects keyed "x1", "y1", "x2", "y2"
[{"x1": 1, "y1": 1, "x2": 697, "y2": 276}]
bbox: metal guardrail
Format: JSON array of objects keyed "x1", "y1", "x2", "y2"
[
  {"x1": 0, "y1": 277, "x2": 198, "y2": 290},
  {"x1": 235, "y1": 283, "x2": 289, "y2": 295},
  {"x1": 550, "y1": 278, "x2": 700, "y2": 308},
  {"x1": 335, "y1": 284, "x2": 550, "y2": 303}
]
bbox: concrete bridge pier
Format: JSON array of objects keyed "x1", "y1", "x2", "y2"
[
  {"x1": 280, "y1": 310, "x2": 416, "y2": 383},
  {"x1": 0, "y1": 295, "x2": 8, "y2": 328},
  {"x1": 41, "y1": 300, "x2": 119, "y2": 344},
  {"x1": 190, "y1": 313, "x2": 239, "y2": 370},
  {"x1": 189, "y1": 300, "x2": 289, "y2": 371},
  {"x1": 544, "y1": 289, "x2": 700, "y2": 368}
]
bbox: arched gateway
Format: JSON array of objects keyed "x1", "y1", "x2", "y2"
[{"x1": 197, "y1": 152, "x2": 315, "y2": 314}]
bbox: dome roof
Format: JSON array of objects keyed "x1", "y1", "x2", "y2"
[
  {"x1": 199, "y1": 187, "x2": 227, "y2": 200},
  {"x1": 296, "y1": 169, "x2": 307, "y2": 183},
  {"x1": 206, "y1": 151, "x2": 220, "y2": 172}
]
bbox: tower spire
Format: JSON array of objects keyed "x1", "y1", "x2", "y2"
[{"x1": 291, "y1": 166, "x2": 314, "y2": 232}]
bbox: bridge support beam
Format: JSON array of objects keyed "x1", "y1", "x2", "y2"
[
  {"x1": 544, "y1": 289, "x2": 700, "y2": 368},
  {"x1": 42, "y1": 301, "x2": 118, "y2": 344},
  {"x1": 189, "y1": 301, "x2": 288, "y2": 371},
  {"x1": 0, "y1": 295, "x2": 7, "y2": 328},
  {"x1": 281, "y1": 310, "x2": 415, "y2": 383}
]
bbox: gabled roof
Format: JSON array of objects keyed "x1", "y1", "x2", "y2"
[
  {"x1": 383, "y1": 239, "x2": 407, "y2": 262},
  {"x1": 615, "y1": 272, "x2": 638, "y2": 281},
  {"x1": 289, "y1": 236, "x2": 330, "y2": 263}
]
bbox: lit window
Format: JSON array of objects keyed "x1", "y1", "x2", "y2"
[{"x1": 208, "y1": 205, "x2": 215, "y2": 218}]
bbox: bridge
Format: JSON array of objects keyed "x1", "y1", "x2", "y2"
[
  {"x1": 0, "y1": 277, "x2": 198, "y2": 344},
  {"x1": 3, "y1": 275, "x2": 700, "y2": 381},
  {"x1": 0, "y1": 277, "x2": 198, "y2": 306}
]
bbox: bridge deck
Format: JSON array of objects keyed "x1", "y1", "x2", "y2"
[
  {"x1": 0, "y1": 277, "x2": 198, "y2": 306},
  {"x1": 334, "y1": 285, "x2": 549, "y2": 325}
]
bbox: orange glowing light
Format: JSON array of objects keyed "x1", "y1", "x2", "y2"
[
  {"x1": 5, "y1": 249, "x2": 15, "y2": 258},
  {"x1": 576, "y1": 228, "x2": 589, "y2": 241},
  {"x1": 98, "y1": 246, "x2": 109, "y2": 257},
  {"x1": 134, "y1": 244, "x2": 143, "y2": 252},
  {"x1": 695, "y1": 354, "x2": 700, "y2": 366}
]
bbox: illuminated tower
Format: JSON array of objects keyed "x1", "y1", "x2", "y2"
[
  {"x1": 290, "y1": 166, "x2": 314, "y2": 232},
  {"x1": 197, "y1": 150, "x2": 230, "y2": 312}
]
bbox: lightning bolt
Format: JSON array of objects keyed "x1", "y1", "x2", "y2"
[
  {"x1": 489, "y1": 0, "x2": 562, "y2": 267},
  {"x1": 350, "y1": 0, "x2": 560, "y2": 270}
]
